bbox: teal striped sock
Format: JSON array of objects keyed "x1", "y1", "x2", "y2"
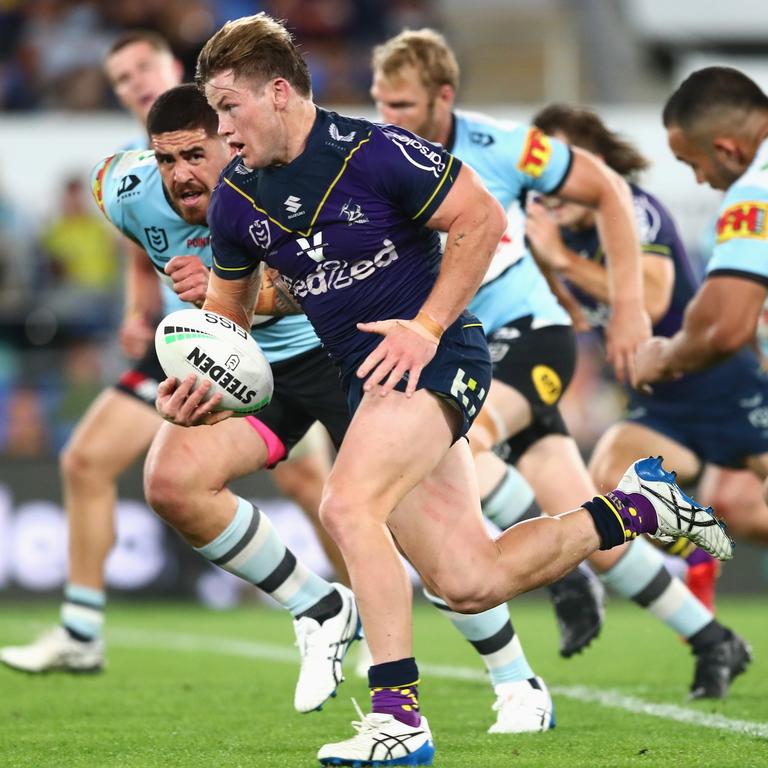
[
  {"x1": 196, "y1": 496, "x2": 335, "y2": 617},
  {"x1": 61, "y1": 584, "x2": 106, "y2": 641}
]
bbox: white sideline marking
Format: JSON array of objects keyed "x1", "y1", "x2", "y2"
[{"x1": 5, "y1": 622, "x2": 767, "y2": 739}]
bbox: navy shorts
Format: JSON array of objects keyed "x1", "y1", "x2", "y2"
[
  {"x1": 343, "y1": 311, "x2": 493, "y2": 439},
  {"x1": 627, "y1": 357, "x2": 768, "y2": 468}
]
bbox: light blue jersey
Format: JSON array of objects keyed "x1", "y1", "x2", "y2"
[
  {"x1": 90, "y1": 149, "x2": 320, "y2": 364},
  {"x1": 708, "y1": 137, "x2": 768, "y2": 285},
  {"x1": 448, "y1": 111, "x2": 571, "y2": 332}
]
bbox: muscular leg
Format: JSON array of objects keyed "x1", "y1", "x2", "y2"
[
  {"x1": 701, "y1": 460, "x2": 768, "y2": 545},
  {"x1": 144, "y1": 417, "x2": 357, "y2": 714},
  {"x1": 61, "y1": 389, "x2": 162, "y2": 589},
  {"x1": 272, "y1": 425, "x2": 349, "y2": 583}
]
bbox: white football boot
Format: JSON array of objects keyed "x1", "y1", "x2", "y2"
[
  {"x1": 293, "y1": 583, "x2": 361, "y2": 713},
  {"x1": 618, "y1": 456, "x2": 734, "y2": 561},
  {"x1": 318, "y1": 701, "x2": 435, "y2": 767},
  {"x1": 0, "y1": 626, "x2": 104, "y2": 673},
  {"x1": 488, "y1": 677, "x2": 555, "y2": 734}
]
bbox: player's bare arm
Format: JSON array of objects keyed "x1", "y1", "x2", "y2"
[
  {"x1": 558, "y1": 148, "x2": 650, "y2": 383},
  {"x1": 253, "y1": 267, "x2": 303, "y2": 316},
  {"x1": 636, "y1": 275, "x2": 768, "y2": 385},
  {"x1": 121, "y1": 240, "x2": 163, "y2": 358},
  {"x1": 526, "y1": 200, "x2": 674, "y2": 324},
  {"x1": 357, "y1": 164, "x2": 506, "y2": 396}
]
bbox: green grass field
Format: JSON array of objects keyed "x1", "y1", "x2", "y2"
[{"x1": 1, "y1": 596, "x2": 766, "y2": 768}]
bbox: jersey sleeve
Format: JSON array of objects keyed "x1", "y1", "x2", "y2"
[
  {"x1": 209, "y1": 181, "x2": 264, "y2": 281},
  {"x1": 367, "y1": 125, "x2": 463, "y2": 225},
  {"x1": 499, "y1": 125, "x2": 573, "y2": 196},
  {"x1": 90, "y1": 153, "x2": 120, "y2": 226},
  {"x1": 707, "y1": 193, "x2": 768, "y2": 286}
]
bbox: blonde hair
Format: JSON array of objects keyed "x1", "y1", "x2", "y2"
[
  {"x1": 372, "y1": 29, "x2": 459, "y2": 94},
  {"x1": 196, "y1": 13, "x2": 311, "y2": 96}
]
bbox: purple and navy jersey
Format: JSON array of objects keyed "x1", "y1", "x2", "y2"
[
  {"x1": 562, "y1": 183, "x2": 763, "y2": 400},
  {"x1": 209, "y1": 108, "x2": 461, "y2": 368}
]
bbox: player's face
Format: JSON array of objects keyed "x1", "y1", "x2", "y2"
[
  {"x1": 205, "y1": 71, "x2": 284, "y2": 169},
  {"x1": 106, "y1": 42, "x2": 182, "y2": 123},
  {"x1": 371, "y1": 67, "x2": 445, "y2": 143},
  {"x1": 667, "y1": 125, "x2": 741, "y2": 191},
  {"x1": 151, "y1": 129, "x2": 231, "y2": 225}
]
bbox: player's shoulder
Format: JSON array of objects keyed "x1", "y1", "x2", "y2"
[
  {"x1": 455, "y1": 109, "x2": 525, "y2": 148},
  {"x1": 630, "y1": 183, "x2": 675, "y2": 241},
  {"x1": 91, "y1": 149, "x2": 158, "y2": 219}
]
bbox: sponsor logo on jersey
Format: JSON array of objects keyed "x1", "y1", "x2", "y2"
[
  {"x1": 296, "y1": 231, "x2": 328, "y2": 262},
  {"x1": 382, "y1": 128, "x2": 446, "y2": 178},
  {"x1": 117, "y1": 173, "x2": 141, "y2": 197},
  {"x1": 91, "y1": 154, "x2": 115, "y2": 217},
  {"x1": 284, "y1": 195, "x2": 304, "y2": 218},
  {"x1": 531, "y1": 364, "x2": 562, "y2": 405},
  {"x1": 285, "y1": 239, "x2": 399, "y2": 297},
  {"x1": 249, "y1": 219, "x2": 271, "y2": 250},
  {"x1": 234, "y1": 161, "x2": 253, "y2": 175},
  {"x1": 144, "y1": 226, "x2": 169, "y2": 253},
  {"x1": 469, "y1": 131, "x2": 495, "y2": 147},
  {"x1": 329, "y1": 123, "x2": 356, "y2": 143},
  {"x1": 185, "y1": 346, "x2": 257, "y2": 404},
  {"x1": 517, "y1": 127, "x2": 552, "y2": 178},
  {"x1": 186, "y1": 236, "x2": 210, "y2": 249},
  {"x1": 716, "y1": 201, "x2": 768, "y2": 243},
  {"x1": 340, "y1": 200, "x2": 369, "y2": 225}
]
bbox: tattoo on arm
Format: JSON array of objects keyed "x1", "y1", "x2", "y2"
[{"x1": 254, "y1": 268, "x2": 303, "y2": 316}]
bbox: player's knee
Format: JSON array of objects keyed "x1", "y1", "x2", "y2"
[
  {"x1": 436, "y1": 575, "x2": 497, "y2": 614},
  {"x1": 144, "y1": 461, "x2": 194, "y2": 527},
  {"x1": 59, "y1": 436, "x2": 102, "y2": 483},
  {"x1": 319, "y1": 487, "x2": 378, "y2": 549}
]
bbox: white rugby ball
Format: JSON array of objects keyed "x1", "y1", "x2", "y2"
[{"x1": 155, "y1": 308, "x2": 273, "y2": 414}]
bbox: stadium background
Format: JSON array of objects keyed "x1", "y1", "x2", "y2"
[{"x1": 0, "y1": 0, "x2": 767, "y2": 604}]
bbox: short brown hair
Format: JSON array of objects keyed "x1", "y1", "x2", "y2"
[
  {"x1": 372, "y1": 29, "x2": 459, "y2": 94},
  {"x1": 533, "y1": 103, "x2": 649, "y2": 179},
  {"x1": 196, "y1": 13, "x2": 311, "y2": 97},
  {"x1": 106, "y1": 29, "x2": 172, "y2": 60}
]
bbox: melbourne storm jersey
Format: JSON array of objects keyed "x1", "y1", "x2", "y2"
[
  {"x1": 447, "y1": 111, "x2": 571, "y2": 332},
  {"x1": 209, "y1": 108, "x2": 461, "y2": 368},
  {"x1": 562, "y1": 183, "x2": 764, "y2": 400},
  {"x1": 708, "y1": 137, "x2": 768, "y2": 285},
  {"x1": 90, "y1": 149, "x2": 320, "y2": 364}
]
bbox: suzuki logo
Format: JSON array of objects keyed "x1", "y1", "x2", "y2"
[
  {"x1": 284, "y1": 195, "x2": 302, "y2": 214},
  {"x1": 297, "y1": 231, "x2": 327, "y2": 262}
]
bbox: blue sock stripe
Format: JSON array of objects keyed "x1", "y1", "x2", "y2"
[
  {"x1": 64, "y1": 584, "x2": 106, "y2": 610},
  {"x1": 447, "y1": 603, "x2": 511, "y2": 642},
  {"x1": 599, "y1": 536, "x2": 663, "y2": 596},
  {"x1": 482, "y1": 466, "x2": 536, "y2": 529},
  {"x1": 195, "y1": 497, "x2": 255, "y2": 562}
]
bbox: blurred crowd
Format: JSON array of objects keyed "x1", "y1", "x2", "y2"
[{"x1": 0, "y1": 0, "x2": 434, "y2": 110}]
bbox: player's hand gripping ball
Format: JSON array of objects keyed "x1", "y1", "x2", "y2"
[{"x1": 155, "y1": 308, "x2": 273, "y2": 414}]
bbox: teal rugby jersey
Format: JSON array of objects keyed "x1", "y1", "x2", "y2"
[
  {"x1": 448, "y1": 111, "x2": 571, "y2": 332},
  {"x1": 708, "y1": 137, "x2": 768, "y2": 286},
  {"x1": 90, "y1": 149, "x2": 320, "y2": 364}
]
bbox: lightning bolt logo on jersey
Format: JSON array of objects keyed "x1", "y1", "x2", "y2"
[{"x1": 89, "y1": 149, "x2": 320, "y2": 365}]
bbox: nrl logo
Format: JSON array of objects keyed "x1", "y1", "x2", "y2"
[
  {"x1": 249, "y1": 219, "x2": 271, "y2": 250},
  {"x1": 340, "y1": 200, "x2": 369, "y2": 225},
  {"x1": 329, "y1": 123, "x2": 356, "y2": 142},
  {"x1": 144, "y1": 225, "x2": 168, "y2": 253}
]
